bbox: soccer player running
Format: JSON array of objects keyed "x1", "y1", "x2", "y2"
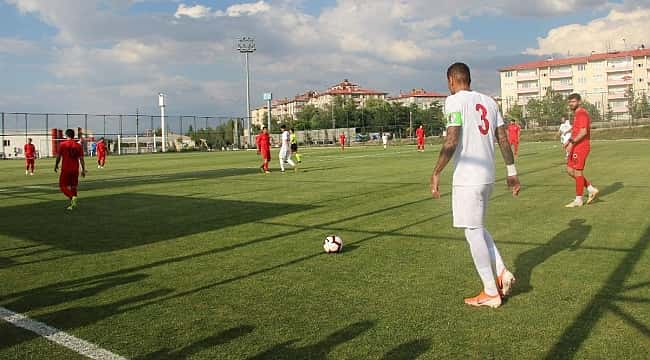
[
  {"x1": 416, "y1": 125, "x2": 425, "y2": 152},
  {"x1": 54, "y1": 129, "x2": 86, "y2": 210},
  {"x1": 507, "y1": 119, "x2": 521, "y2": 159},
  {"x1": 382, "y1": 132, "x2": 389, "y2": 149},
  {"x1": 96, "y1": 137, "x2": 107, "y2": 168},
  {"x1": 256, "y1": 126, "x2": 271, "y2": 174},
  {"x1": 24, "y1": 138, "x2": 36, "y2": 176},
  {"x1": 279, "y1": 125, "x2": 296, "y2": 173},
  {"x1": 431, "y1": 63, "x2": 520, "y2": 308},
  {"x1": 290, "y1": 128, "x2": 302, "y2": 163},
  {"x1": 564, "y1": 93, "x2": 599, "y2": 207},
  {"x1": 339, "y1": 132, "x2": 346, "y2": 151}
]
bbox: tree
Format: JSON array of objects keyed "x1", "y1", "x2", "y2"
[
  {"x1": 506, "y1": 104, "x2": 523, "y2": 122},
  {"x1": 581, "y1": 101, "x2": 601, "y2": 124}
]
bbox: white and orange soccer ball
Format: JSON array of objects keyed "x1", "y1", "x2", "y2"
[{"x1": 323, "y1": 235, "x2": 343, "y2": 253}]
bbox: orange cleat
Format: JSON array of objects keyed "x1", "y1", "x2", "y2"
[{"x1": 464, "y1": 291, "x2": 502, "y2": 308}]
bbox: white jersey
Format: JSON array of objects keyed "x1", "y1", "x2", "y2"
[
  {"x1": 444, "y1": 90, "x2": 504, "y2": 186},
  {"x1": 559, "y1": 120, "x2": 572, "y2": 144},
  {"x1": 280, "y1": 130, "x2": 290, "y2": 151},
  {"x1": 382, "y1": 134, "x2": 388, "y2": 144}
]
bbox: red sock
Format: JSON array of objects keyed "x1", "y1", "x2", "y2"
[
  {"x1": 583, "y1": 177, "x2": 591, "y2": 188},
  {"x1": 575, "y1": 176, "x2": 585, "y2": 196}
]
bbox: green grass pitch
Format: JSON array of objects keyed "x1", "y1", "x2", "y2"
[{"x1": 1, "y1": 141, "x2": 649, "y2": 359}]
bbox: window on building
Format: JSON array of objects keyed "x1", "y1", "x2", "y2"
[
  {"x1": 641, "y1": 78, "x2": 644, "y2": 83},
  {"x1": 577, "y1": 64, "x2": 586, "y2": 71},
  {"x1": 639, "y1": 63, "x2": 643, "y2": 68},
  {"x1": 3, "y1": 140, "x2": 10, "y2": 147}
]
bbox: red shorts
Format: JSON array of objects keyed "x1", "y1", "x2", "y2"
[
  {"x1": 261, "y1": 150, "x2": 271, "y2": 161},
  {"x1": 417, "y1": 138, "x2": 424, "y2": 145},
  {"x1": 59, "y1": 171, "x2": 79, "y2": 189},
  {"x1": 568, "y1": 150, "x2": 589, "y2": 170},
  {"x1": 26, "y1": 159, "x2": 35, "y2": 167}
]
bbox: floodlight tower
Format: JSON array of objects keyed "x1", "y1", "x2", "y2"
[
  {"x1": 237, "y1": 36, "x2": 255, "y2": 148},
  {"x1": 158, "y1": 92, "x2": 166, "y2": 152}
]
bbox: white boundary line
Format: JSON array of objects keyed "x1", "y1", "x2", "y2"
[{"x1": 0, "y1": 306, "x2": 127, "y2": 360}]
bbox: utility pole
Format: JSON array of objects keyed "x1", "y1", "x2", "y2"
[
  {"x1": 237, "y1": 36, "x2": 256, "y2": 148},
  {"x1": 159, "y1": 93, "x2": 166, "y2": 152}
]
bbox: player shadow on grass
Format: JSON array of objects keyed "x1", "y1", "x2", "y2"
[
  {"x1": 135, "y1": 325, "x2": 255, "y2": 360},
  {"x1": 595, "y1": 181, "x2": 624, "y2": 202},
  {"x1": 247, "y1": 320, "x2": 375, "y2": 360},
  {"x1": 0, "y1": 273, "x2": 173, "y2": 350},
  {"x1": 0, "y1": 194, "x2": 316, "y2": 253},
  {"x1": 511, "y1": 219, "x2": 591, "y2": 297},
  {"x1": 381, "y1": 338, "x2": 432, "y2": 360}
]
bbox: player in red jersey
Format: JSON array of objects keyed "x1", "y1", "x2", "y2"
[
  {"x1": 96, "y1": 137, "x2": 107, "y2": 168},
  {"x1": 507, "y1": 120, "x2": 521, "y2": 159},
  {"x1": 339, "y1": 132, "x2": 346, "y2": 151},
  {"x1": 416, "y1": 125, "x2": 425, "y2": 152},
  {"x1": 24, "y1": 138, "x2": 36, "y2": 176},
  {"x1": 256, "y1": 127, "x2": 271, "y2": 174},
  {"x1": 564, "y1": 93, "x2": 599, "y2": 208},
  {"x1": 54, "y1": 129, "x2": 86, "y2": 210}
]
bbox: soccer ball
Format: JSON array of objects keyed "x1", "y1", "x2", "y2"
[{"x1": 323, "y1": 235, "x2": 343, "y2": 253}]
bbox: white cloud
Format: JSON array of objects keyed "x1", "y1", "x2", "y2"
[
  {"x1": 0, "y1": 37, "x2": 39, "y2": 54},
  {"x1": 525, "y1": 7, "x2": 650, "y2": 55},
  {"x1": 174, "y1": 4, "x2": 212, "y2": 19},
  {"x1": 215, "y1": 1, "x2": 270, "y2": 17}
]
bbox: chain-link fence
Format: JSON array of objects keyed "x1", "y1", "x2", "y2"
[{"x1": 0, "y1": 112, "x2": 240, "y2": 159}]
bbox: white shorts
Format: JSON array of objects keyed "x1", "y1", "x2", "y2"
[
  {"x1": 452, "y1": 184, "x2": 493, "y2": 228},
  {"x1": 561, "y1": 133, "x2": 571, "y2": 145},
  {"x1": 279, "y1": 148, "x2": 290, "y2": 161}
]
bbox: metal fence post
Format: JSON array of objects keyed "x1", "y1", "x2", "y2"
[
  {"x1": 24, "y1": 113, "x2": 28, "y2": 142},
  {"x1": 84, "y1": 114, "x2": 88, "y2": 138},
  {"x1": 136, "y1": 111, "x2": 140, "y2": 154},
  {"x1": 45, "y1": 113, "x2": 49, "y2": 157},
  {"x1": 180, "y1": 115, "x2": 183, "y2": 137},
  {"x1": 1, "y1": 112, "x2": 4, "y2": 158},
  {"x1": 103, "y1": 115, "x2": 106, "y2": 138},
  {"x1": 119, "y1": 114, "x2": 123, "y2": 155}
]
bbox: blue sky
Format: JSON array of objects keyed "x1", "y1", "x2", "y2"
[{"x1": 0, "y1": 0, "x2": 647, "y2": 116}]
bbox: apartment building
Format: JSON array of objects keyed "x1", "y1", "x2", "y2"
[
  {"x1": 500, "y1": 48, "x2": 650, "y2": 117},
  {"x1": 387, "y1": 88, "x2": 447, "y2": 109}
]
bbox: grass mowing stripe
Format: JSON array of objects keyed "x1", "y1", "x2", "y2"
[{"x1": 0, "y1": 307, "x2": 126, "y2": 360}]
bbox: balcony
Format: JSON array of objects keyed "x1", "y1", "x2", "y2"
[
  {"x1": 517, "y1": 73, "x2": 538, "y2": 81},
  {"x1": 551, "y1": 83, "x2": 573, "y2": 91},
  {"x1": 606, "y1": 64, "x2": 633, "y2": 72},
  {"x1": 611, "y1": 106, "x2": 628, "y2": 113},
  {"x1": 517, "y1": 87, "x2": 539, "y2": 94},
  {"x1": 550, "y1": 71, "x2": 572, "y2": 79},
  {"x1": 608, "y1": 92, "x2": 627, "y2": 100},
  {"x1": 607, "y1": 78, "x2": 633, "y2": 86}
]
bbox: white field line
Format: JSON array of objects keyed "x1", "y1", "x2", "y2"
[{"x1": 0, "y1": 306, "x2": 127, "y2": 360}]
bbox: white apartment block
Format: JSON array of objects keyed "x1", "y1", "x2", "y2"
[
  {"x1": 387, "y1": 88, "x2": 447, "y2": 109},
  {"x1": 500, "y1": 48, "x2": 650, "y2": 117}
]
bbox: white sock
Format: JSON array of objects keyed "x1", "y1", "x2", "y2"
[
  {"x1": 484, "y1": 229, "x2": 506, "y2": 276},
  {"x1": 287, "y1": 158, "x2": 295, "y2": 167},
  {"x1": 575, "y1": 196, "x2": 583, "y2": 202},
  {"x1": 280, "y1": 157, "x2": 285, "y2": 171},
  {"x1": 464, "y1": 227, "x2": 499, "y2": 296},
  {"x1": 587, "y1": 185, "x2": 596, "y2": 193}
]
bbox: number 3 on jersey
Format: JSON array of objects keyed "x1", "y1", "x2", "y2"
[{"x1": 475, "y1": 104, "x2": 489, "y2": 135}]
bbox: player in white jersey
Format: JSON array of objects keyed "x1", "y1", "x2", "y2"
[
  {"x1": 279, "y1": 125, "x2": 296, "y2": 172},
  {"x1": 558, "y1": 117, "x2": 572, "y2": 158},
  {"x1": 431, "y1": 63, "x2": 521, "y2": 308}
]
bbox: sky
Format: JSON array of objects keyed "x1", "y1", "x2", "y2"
[{"x1": 0, "y1": 0, "x2": 648, "y2": 116}]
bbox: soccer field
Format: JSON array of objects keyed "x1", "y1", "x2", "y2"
[{"x1": 1, "y1": 141, "x2": 648, "y2": 359}]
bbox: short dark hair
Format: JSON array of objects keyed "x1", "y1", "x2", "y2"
[
  {"x1": 280, "y1": 125, "x2": 287, "y2": 129},
  {"x1": 262, "y1": 126, "x2": 267, "y2": 130},
  {"x1": 447, "y1": 62, "x2": 471, "y2": 85},
  {"x1": 65, "y1": 129, "x2": 75, "y2": 138},
  {"x1": 27, "y1": 138, "x2": 32, "y2": 141},
  {"x1": 568, "y1": 93, "x2": 581, "y2": 101},
  {"x1": 290, "y1": 128, "x2": 294, "y2": 132}
]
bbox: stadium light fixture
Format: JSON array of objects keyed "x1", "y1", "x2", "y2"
[{"x1": 237, "y1": 36, "x2": 255, "y2": 147}]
